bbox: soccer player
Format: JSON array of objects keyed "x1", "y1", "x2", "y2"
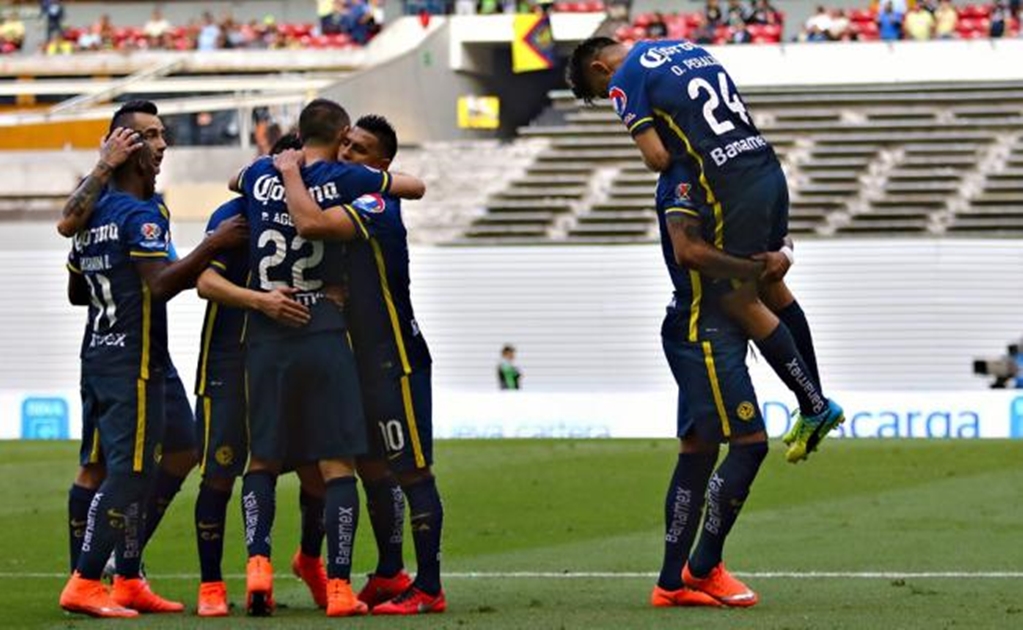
[
  {"x1": 58, "y1": 113, "x2": 211, "y2": 596},
  {"x1": 234, "y1": 98, "x2": 423, "y2": 617},
  {"x1": 567, "y1": 37, "x2": 844, "y2": 462},
  {"x1": 274, "y1": 115, "x2": 446, "y2": 615},
  {"x1": 59, "y1": 100, "x2": 247, "y2": 618}
]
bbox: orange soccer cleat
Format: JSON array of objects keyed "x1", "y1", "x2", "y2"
[
  {"x1": 291, "y1": 549, "x2": 329, "y2": 609},
  {"x1": 245, "y1": 555, "x2": 275, "y2": 616},
  {"x1": 197, "y1": 581, "x2": 229, "y2": 617},
  {"x1": 59, "y1": 572, "x2": 139, "y2": 618},
  {"x1": 111, "y1": 576, "x2": 184, "y2": 613},
  {"x1": 325, "y1": 578, "x2": 369, "y2": 617},
  {"x1": 683, "y1": 563, "x2": 759, "y2": 607},
  {"x1": 650, "y1": 584, "x2": 723, "y2": 607}
]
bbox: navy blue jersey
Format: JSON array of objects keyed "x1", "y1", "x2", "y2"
[
  {"x1": 194, "y1": 197, "x2": 248, "y2": 395},
  {"x1": 342, "y1": 193, "x2": 431, "y2": 379},
  {"x1": 239, "y1": 157, "x2": 391, "y2": 340},
  {"x1": 609, "y1": 40, "x2": 779, "y2": 190},
  {"x1": 67, "y1": 190, "x2": 172, "y2": 379}
]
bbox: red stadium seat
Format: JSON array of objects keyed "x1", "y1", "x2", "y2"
[
  {"x1": 960, "y1": 4, "x2": 991, "y2": 19},
  {"x1": 667, "y1": 22, "x2": 689, "y2": 39},
  {"x1": 849, "y1": 9, "x2": 875, "y2": 23},
  {"x1": 685, "y1": 12, "x2": 702, "y2": 27},
  {"x1": 763, "y1": 24, "x2": 782, "y2": 40},
  {"x1": 634, "y1": 13, "x2": 654, "y2": 28},
  {"x1": 584, "y1": 1, "x2": 605, "y2": 12}
]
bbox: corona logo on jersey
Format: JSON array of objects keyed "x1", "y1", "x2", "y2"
[
  {"x1": 609, "y1": 87, "x2": 628, "y2": 118},
  {"x1": 352, "y1": 193, "x2": 385, "y2": 214}
]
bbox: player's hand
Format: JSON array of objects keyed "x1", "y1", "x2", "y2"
[
  {"x1": 209, "y1": 215, "x2": 249, "y2": 250},
  {"x1": 258, "y1": 288, "x2": 311, "y2": 328},
  {"x1": 273, "y1": 149, "x2": 304, "y2": 174},
  {"x1": 752, "y1": 250, "x2": 791, "y2": 283},
  {"x1": 99, "y1": 127, "x2": 143, "y2": 170}
]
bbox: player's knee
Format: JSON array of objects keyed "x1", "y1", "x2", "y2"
[
  {"x1": 319, "y1": 458, "x2": 356, "y2": 483},
  {"x1": 247, "y1": 457, "x2": 281, "y2": 475},
  {"x1": 201, "y1": 475, "x2": 235, "y2": 494},
  {"x1": 160, "y1": 449, "x2": 199, "y2": 477},
  {"x1": 679, "y1": 435, "x2": 719, "y2": 456},
  {"x1": 727, "y1": 438, "x2": 769, "y2": 466},
  {"x1": 75, "y1": 463, "x2": 106, "y2": 489},
  {"x1": 396, "y1": 468, "x2": 433, "y2": 488},
  {"x1": 356, "y1": 458, "x2": 391, "y2": 484},
  {"x1": 760, "y1": 280, "x2": 794, "y2": 312},
  {"x1": 296, "y1": 463, "x2": 326, "y2": 497}
]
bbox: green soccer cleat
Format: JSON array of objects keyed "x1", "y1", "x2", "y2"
[{"x1": 784, "y1": 400, "x2": 845, "y2": 463}]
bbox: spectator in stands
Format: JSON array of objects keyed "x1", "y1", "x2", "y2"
[
  {"x1": 933, "y1": 0, "x2": 958, "y2": 38},
  {"x1": 222, "y1": 15, "x2": 249, "y2": 49},
  {"x1": 726, "y1": 0, "x2": 751, "y2": 24},
  {"x1": 826, "y1": 8, "x2": 850, "y2": 40},
  {"x1": 343, "y1": 0, "x2": 376, "y2": 45},
  {"x1": 197, "y1": 11, "x2": 223, "y2": 51},
  {"x1": 42, "y1": 0, "x2": 64, "y2": 43},
  {"x1": 877, "y1": 2, "x2": 903, "y2": 40},
  {"x1": 44, "y1": 31, "x2": 73, "y2": 55},
  {"x1": 497, "y1": 345, "x2": 522, "y2": 390},
  {"x1": 317, "y1": 0, "x2": 335, "y2": 33},
  {"x1": 705, "y1": 0, "x2": 724, "y2": 25},
  {"x1": 805, "y1": 5, "x2": 832, "y2": 34},
  {"x1": 890, "y1": 0, "x2": 908, "y2": 13},
  {"x1": 990, "y1": 1, "x2": 1009, "y2": 37},
  {"x1": 77, "y1": 14, "x2": 113, "y2": 51},
  {"x1": 904, "y1": 3, "x2": 935, "y2": 39},
  {"x1": 0, "y1": 11, "x2": 25, "y2": 53},
  {"x1": 322, "y1": 0, "x2": 346, "y2": 34},
  {"x1": 690, "y1": 12, "x2": 716, "y2": 43},
  {"x1": 748, "y1": 0, "x2": 781, "y2": 25},
  {"x1": 647, "y1": 12, "x2": 668, "y2": 38},
  {"x1": 143, "y1": 8, "x2": 171, "y2": 43},
  {"x1": 456, "y1": 0, "x2": 478, "y2": 14}
]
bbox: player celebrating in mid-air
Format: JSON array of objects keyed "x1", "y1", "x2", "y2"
[
  {"x1": 567, "y1": 37, "x2": 844, "y2": 463},
  {"x1": 274, "y1": 115, "x2": 445, "y2": 615},
  {"x1": 58, "y1": 101, "x2": 247, "y2": 617}
]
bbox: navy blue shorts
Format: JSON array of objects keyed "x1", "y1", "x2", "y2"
[
  {"x1": 79, "y1": 372, "x2": 165, "y2": 475},
  {"x1": 195, "y1": 363, "x2": 247, "y2": 479},
  {"x1": 662, "y1": 310, "x2": 764, "y2": 443},
  {"x1": 716, "y1": 164, "x2": 790, "y2": 258},
  {"x1": 361, "y1": 367, "x2": 433, "y2": 473},
  {"x1": 163, "y1": 370, "x2": 197, "y2": 455},
  {"x1": 246, "y1": 330, "x2": 367, "y2": 463}
]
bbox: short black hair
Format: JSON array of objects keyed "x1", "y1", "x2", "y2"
[
  {"x1": 298, "y1": 98, "x2": 350, "y2": 146},
  {"x1": 566, "y1": 37, "x2": 617, "y2": 103},
  {"x1": 502, "y1": 344, "x2": 516, "y2": 355},
  {"x1": 355, "y1": 114, "x2": 398, "y2": 161},
  {"x1": 269, "y1": 131, "x2": 302, "y2": 155},
  {"x1": 109, "y1": 99, "x2": 158, "y2": 133}
]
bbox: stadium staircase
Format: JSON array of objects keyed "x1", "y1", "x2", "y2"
[{"x1": 458, "y1": 82, "x2": 1023, "y2": 244}]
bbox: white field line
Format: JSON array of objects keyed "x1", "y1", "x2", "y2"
[{"x1": 2, "y1": 571, "x2": 1022, "y2": 580}]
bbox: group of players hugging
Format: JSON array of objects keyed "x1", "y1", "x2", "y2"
[{"x1": 54, "y1": 34, "x2": 845, "y2": 620}]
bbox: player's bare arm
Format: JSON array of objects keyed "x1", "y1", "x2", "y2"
[
  {"x1": 134, "y1": 215, "x2": 248, "y2": 301},
  {"x1": 197, "y1": 268, "x2": 311, "y2": 328},
  {"x1": 274, "y1": 150, "x2": 361, "y2": 241},
  {"x1": 56, "y1": 128, "x2": 143, "y2": 237},
  {"x1": 633, "y1": 127, "x2": 672, "y2": 173},
  {"x1": 388, "y1": 172, "x2": 426, "y2": 199},
  {"x1": 666, "y1": 213, "x2": 764, "y2": 281},
  {"x1": 753, "y1": 236, "x2": 793, "y2": 283}
]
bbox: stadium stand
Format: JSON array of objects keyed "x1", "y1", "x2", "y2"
[{"x1": 462, "y1": 81, "x2": 1023, "y2": 243}]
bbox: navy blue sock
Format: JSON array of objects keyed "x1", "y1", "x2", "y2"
[
  {"x1": 688, "y1": 442, "x2": 768, "y2": 577},
  {"x1": 68, "y1": 484, "x2": 96, "y2": 573},
  {"x1": 76, "y1": 475, "x2": 148, "y2": 580},
  {"x1": 777, "y1": 300, "x2": 820, "y2": 385},
  {"x1": 404, "y1": 476, "x2": 443, "y2": 595},
  {"x1": 363, "y1": 478, "x2": 405, "y2": 577},
  {"x1": 755, "y1": 324, "x2": 827, "y2": 416},
  {"x1": 657, "y1": 452, "x2": 718, "y2": 591},
  {"x1": 195, "y1": 484, "x2": 232, "y2": 582},
  {"x1": 114, "y1": 500, "x2": 144, "y2": 578},
  {"x1": 241, "y1": 471, "x2": 277, "y2": 559},
  {"x1": 298, "y1": 490, "x2": 325, "y2": 558},
  {"x1": 141, "y1": 469, "x2": 186, "y2": 547},
  {"x1": 324, "y1": 476, "x2": 359, "y2": 580}
]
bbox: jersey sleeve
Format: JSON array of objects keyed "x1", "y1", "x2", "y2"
[
  {"x1": 340, "y1": 193, "x2": 390, "y2": 240},
  {"x1": 124, "y1": 203, "x2": 172, "y2": 260},
  {"x1": 609, "y1": 59, "x2": 654, "y2": 137},
  {"x1": 335, "y1": 163, "x2": 391, "y2": 200},
  {"x1": 657, "y1": 164, "x2": 704, "y2": 221},
  {"x1": 204, "y1": 197, "x2": 246, "y2": 274},
  {"x1": 67, "y1": 245, "x2": 82, "y2": 275}
]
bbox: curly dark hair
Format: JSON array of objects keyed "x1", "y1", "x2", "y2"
[
  {"x1": 355, "y1": 114, "x2": 399, "y2": 160},
  {"x1": 566, "y1": 37, "x2": 617, "y2": 103}
]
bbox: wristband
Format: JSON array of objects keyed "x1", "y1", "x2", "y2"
[{"x1": 780, "y1": 246, "x2": 795, "y2": 266}]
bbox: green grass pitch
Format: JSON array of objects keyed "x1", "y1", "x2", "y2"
[{"x1": 2, "y1": 439, "x2": 1023, "y2": 629}]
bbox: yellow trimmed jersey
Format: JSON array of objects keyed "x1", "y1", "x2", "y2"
[
  {"x1": 342, "y1": 193, "x2": 431, "y2": 379},
  {"x1": 67, "y1": 190, "x2": 172, "y2": 379}
]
